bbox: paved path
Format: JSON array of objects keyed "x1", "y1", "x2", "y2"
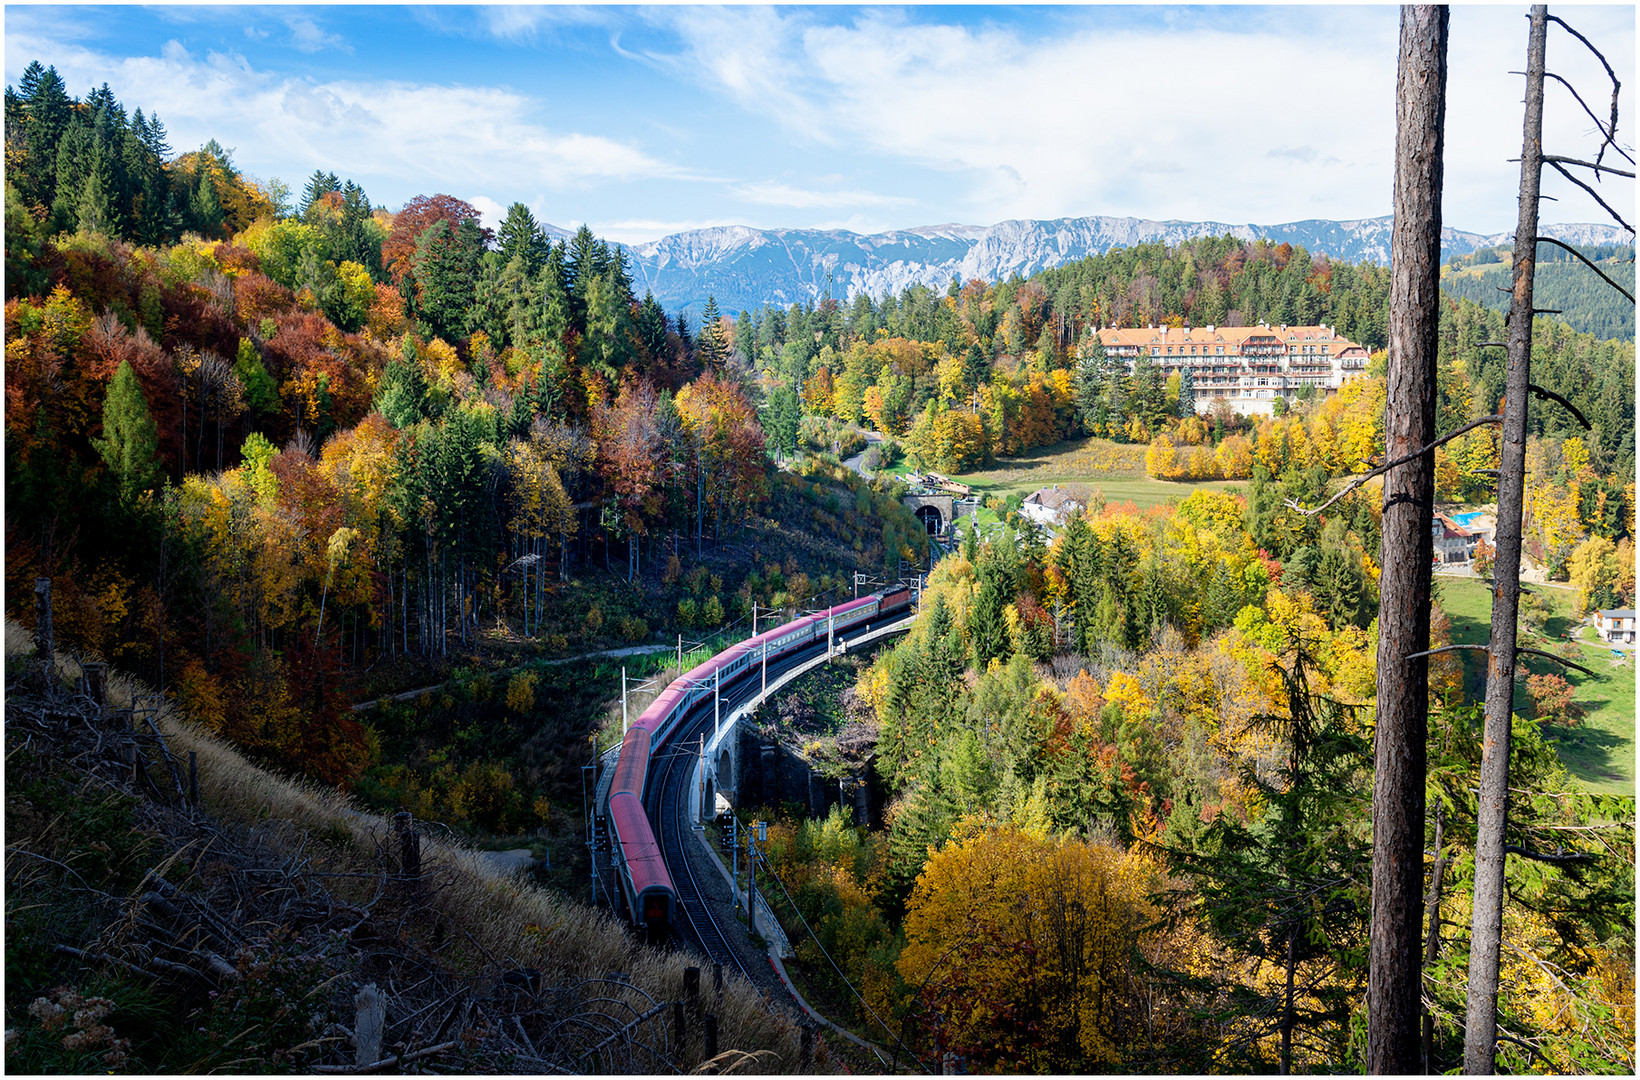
[{"x1": 839, "y1": 430, "x2": 884, "y2": 478}]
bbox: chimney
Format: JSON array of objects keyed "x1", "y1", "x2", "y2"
[{"x1": 1206, "y1": 324, "x2": 1215, "y2": 333}]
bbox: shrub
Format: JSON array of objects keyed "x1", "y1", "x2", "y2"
[
  {"x1": 701, "y1": 596, "x2": 725, "y2": 627},
  {"x1": 677, "y1": 598, "x2": 698, "y2": 627},
  {"x1": 619, "y1": 615, "x2": 648, "y2": 642}
]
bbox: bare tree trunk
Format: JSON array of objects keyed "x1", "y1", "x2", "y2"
[
  {"x1": 1464, "y1": 8, "x2": 1547, "y2": 1073},
  {"x1": 1368, "y1": 7, "x2": 1446, "y2": 1073}
]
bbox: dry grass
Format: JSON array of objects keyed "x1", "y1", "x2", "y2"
[{"x1": 6, "y1": 621, "x2": 813, "y2": 1073}]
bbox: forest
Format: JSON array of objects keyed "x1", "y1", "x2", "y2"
[{"x1": 4, "y1": 61, "x2": 1635, "y2": 1075}]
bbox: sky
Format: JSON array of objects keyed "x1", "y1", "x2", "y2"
[{"x1": 5, "y1": 4, "x2": 1633, "y2": 245}]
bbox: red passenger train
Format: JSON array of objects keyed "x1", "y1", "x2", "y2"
[{"x1": 606, "y1": 587, "x2": 913, "y2": 942}]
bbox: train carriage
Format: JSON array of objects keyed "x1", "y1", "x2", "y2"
[{"x1": 605, "y1": 588, "x2": 914, "y2": 939}]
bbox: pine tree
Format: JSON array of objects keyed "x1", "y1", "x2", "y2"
[
  {"x1": 696, "y1": 295, "x2": 727, "y2": 368},
  {"x1": 497, "y1": 201, "x2": 550, "y2": 275},
  {"x1": 94, "y1": 360, "x2": 162, "y2": 501},
  {"x1": 374, "y1": 356, "x2": 429, "y2": 429},
  {"x1": 1156, "y1": 636, "x2": 1370, "y2": 1072},
  {"x1": 300, "y1": 169, "x2": 340, "y2": 218},
  {"x1": 191, "y1": 164, "x2": 223, "y2": 238},
  {"x1": 234, "y1": 338, "x2": 279, "y2": 418}
]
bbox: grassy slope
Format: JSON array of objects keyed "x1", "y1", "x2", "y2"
[
  {"x1": 3, "y1": 622, "x2": 805, "y2": 1072},
  {"x1": 949, "y1": 436, "x2": 1245, "y2": 509},
  {"x1": 1438, "y1": 576, "x2": 1635, "y2": 795}
]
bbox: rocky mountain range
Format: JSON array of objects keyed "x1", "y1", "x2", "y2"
[{"x1": 568, "y1": 214, "x2": 1629, "y2": 317}]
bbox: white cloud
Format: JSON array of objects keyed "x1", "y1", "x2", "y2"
[
  {"x1": 654, "y1": 6, "x2": 1631, "y2": 232},
  {"x1": 470, "y1": 195, "x2": 508, "y2": 236},
  {"x1": 730, "y1": 182, "x2": 911, "y2": 210},
  {"x1": 3, "y1": 32, "x2": 685, "y2": 205},
  {"x1": 286, "y1": 17, "x2": 350, "y2": 55}
]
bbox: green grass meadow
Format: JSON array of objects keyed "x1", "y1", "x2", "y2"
[
  {"x1": 1438, "y1": 575, "x2": 1635, "y2": 795},
  {"x1": 949, "y1": 436, "x2": 1246, "y2": 510}
]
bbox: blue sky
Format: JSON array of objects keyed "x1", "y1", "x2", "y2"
[{"x1": 5, "y1": 5, "x2": 1632, "y2": 244}]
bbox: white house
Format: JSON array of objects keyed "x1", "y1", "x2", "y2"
[
  {"x1": 1594, "y1": 609, "x2": 1636, "y2": 644},
  {"x1": 1020, "y1": 486, "x2": 1083, "y2": 529}
]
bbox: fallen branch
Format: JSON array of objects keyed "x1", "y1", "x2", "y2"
[{"x1": 309, "y1": 1039, "x2": 459, "y2": 1074}]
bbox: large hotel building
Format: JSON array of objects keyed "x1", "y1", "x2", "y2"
[{"x1": 1092, "y1": 323, "x2": 1372, "y2": 416}]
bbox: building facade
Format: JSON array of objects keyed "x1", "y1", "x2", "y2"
[
  {"x1": 1089, "y1": 323, "x2": 1371, "y2": 416},
  {"x1": 1594, "y1": 609, "x2": 1636, "y2": 644}
]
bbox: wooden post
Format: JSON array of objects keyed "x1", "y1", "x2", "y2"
[
  {"x1": 394, "y1": 811, "x2": 421, "y2": 882},
  {"x1": 82, "y1": 661, "x2": 108, "y2": 716},
  {"x1": 684, "y1": 966, "x2": 700, "y2": 1013},
  {"x1": 355, "y1": 983, "x2": 385, "y2": 1067},
  {"x1": 705, "y1": 1014, "x2": 718, "y2": 1059},
  {"x1": 713, "y1": 963, "x2": 723, "y2": 1002},
  {"x1": 673, "y1": 1001, "x2": 686, "y2": 1046},
  {"x1": 1368, "y1": 6, "x2": 1446, "y2": 1073},
  {"x1": 33, "y1": 578, "x2": 54, "y2": 693}
]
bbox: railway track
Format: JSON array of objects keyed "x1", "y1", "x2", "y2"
[{"x1": 642, "y1": 626, "x2": 892, "y2": 1017}]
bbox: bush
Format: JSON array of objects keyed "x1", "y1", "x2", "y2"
[
  {"x1": 619, "y1": 615, "x2": 648, "y2": 642},
  {"x1": 677, "y1": 598, "x2": 698, "y2": 627}
]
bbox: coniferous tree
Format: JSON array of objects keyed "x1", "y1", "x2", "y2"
[
  {"x1": 374, "y1": 356, "x2": 429, "y2": 429},
  {"x1": 497, "y1": 201, "x2": 550, "y2": 275},
  {"x1": 1156, "y1": 635, "x2": 1370, "y2": 1072},
  {"x1": 696, "y1": 295, "x2": 727, "y2": 368},
  {"x1": 93, "y1": 359, "x2": 162, "y2": 503}
]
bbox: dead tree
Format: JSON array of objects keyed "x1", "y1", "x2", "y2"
[
  {"x1": 1367, "y1": 7, "x2": 1446, "y2": 1073},
  {"x1": 1462, "y1": 6, "x2": 1632, "y2": 1072}
]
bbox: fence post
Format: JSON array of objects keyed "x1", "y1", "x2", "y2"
[
  {"x1": 684, "y1": 966, "x2": 700, "y2": 1013},
  {"x1": 394, "y1": 811, "x2": 420, "y2": 882},
  {"x1": 355, "y1": 983, "x2": 385, "y2": 1066},
  {"x1": 82, "y1": 661, "x2": 108, "y2": 717},
  {"x1": 712, "y1": 963, "x2": 723, "y2": 1002},
  {"x1": 673, "y1": 1001, "x2": 686, "y2": 1047},
  {"x1": 33, "y1": 578, "x2": 54, "y2": 693},
  {"x1": 705, "y1": 1014, "x2": 718, "y2": 1059}
]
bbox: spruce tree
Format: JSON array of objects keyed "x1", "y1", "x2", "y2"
[
  {"x1": 94, "y1": 360, "x2": 162, "y2": 501},
  {"x1": 374, "y1": 356, "x2": 429, "y2": 429},
  {"x1": 696, "y1": 295, "x2": 727, "y2": 367}
]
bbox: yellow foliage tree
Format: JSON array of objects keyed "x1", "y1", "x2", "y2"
[{"x1": 898, "y1": 821, "x2": 1160, "y2": 1071}]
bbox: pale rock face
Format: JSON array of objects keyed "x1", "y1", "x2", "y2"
[{"x1": 569, "y1": 215, "x2": 1629, "y2": 318}]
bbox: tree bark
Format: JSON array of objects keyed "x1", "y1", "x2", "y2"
[
  {"x1": 1369, "y1": 6, "x2": 1446, "y2": 1073},
  {"x1": 1464, "y1": 7, "x2": 1546, "y2": 1074}
]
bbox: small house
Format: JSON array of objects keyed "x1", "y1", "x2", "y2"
[{"x1": 1594, "y1": 609, "x2": 1637, "y2": 645}]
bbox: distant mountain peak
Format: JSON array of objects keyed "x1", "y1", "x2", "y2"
[{"x1": 557, "y1": 214, "x2": 1628, "y2": 317}]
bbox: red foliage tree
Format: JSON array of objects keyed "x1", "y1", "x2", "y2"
[{"x1": 381, "y1": 194, "x2": 489, "y2": 287}]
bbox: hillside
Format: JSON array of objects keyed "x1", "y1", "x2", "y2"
[
  {"x1": 4, "y1": 624, "x2": 807, "y2": 1074},
  {"x1": 1441, "y1": 243, "x2": 1636, "y2": 340}
]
